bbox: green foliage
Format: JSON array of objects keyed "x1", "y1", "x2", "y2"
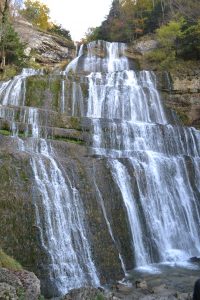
[
  {"x1": 0, "y1": 21, "x2": 25, "y2": 65},
  {"x1": 178, "y1": 19, "x2": 200, "y2": 60},
  {"x1": 21, "y1": 0, "x2": 50, "y2": 30},
  {"x1": 156, "y1": 20, "x2": 182, "y2": 48},
  {"x1": 0, "y1": 65, "x2": 17, "y2": 80},
  {"x1": 84, "y1": 27, "x2": 103, "y2": 43},
  {"x1": 17, "y1": 287, "x2": 26, "y2": 300},
  {"x1": 0, "y1": 129, "x2": 11, "y2": 136},
  {"x1": 90, "y1": 0, "x2": 200, "y2": 54},
  {"x1": 95, "y1": 293, "x2": 105, "y2": 300},
  {"x1": 146, "y1": 20, "x2": 183, "y2": 68},
  {"x1": 0, "y1": 248, "x2": 22, "y2": 270},
  {"x1": 48, "y1": 23, "x2": 72, "y2": 40}
]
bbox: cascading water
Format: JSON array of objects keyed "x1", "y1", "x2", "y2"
[
  {"x1": 0, "y1": 69, "x2": 99, "y2": 296},
  {"x1": 69, "y1": 40, "x2": 200, "y2": 271},
  {"x1": 1, "y1": 39, "x2": 200, "y2": 296}
]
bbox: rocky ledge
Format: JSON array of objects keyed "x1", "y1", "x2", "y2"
[
  {"x1": 154, "y1": 70, "x2": 200, "y2": 129},
  {"x1": 14, "y1": 18, "x2": 75, "y2": 66},
  {"x1": 62, "y1": 280, "x2": 194, "y2": 300}
]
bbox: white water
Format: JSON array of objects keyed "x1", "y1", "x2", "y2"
[
  {"x1": 78, "y1": 40, "x2": 200, "y2": 268},
  {"x1": 0, "y1": 68, "x2": 99, "y2": 296},
  {"x1": 0, "y1": 68, "x2": 42, "y2": 106},
  {"x1": 1, "y1": 39, "x2": 200, "y2": 291},
  {"x1": 31, "y1": 139, "x2": 99, "y2": 294},
  {"x1": 65, "y1": 44, "x2": 84, "y2": 74},
  {"x1": 87, "y1": 70, "x2": 167, "y2": 124},
  {"x1": 60, "y1": 79, "x2": 65, "y2": 113},
  {"x1": 109, "y1": 159, "x2": 149, "y2": 267}
]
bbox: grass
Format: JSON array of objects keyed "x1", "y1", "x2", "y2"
[
  {"x1": 53, "y1": 135, "x2": 84, "y2": 144},
  {"x1": 0, "y1": 65, "x2": 18, "y2": 81},
  {"x1": 0, "y1": 129, "x2": 11, "y2": 136},
  {"x1": 0, "y1": 248, "x2": 22, "y2": 270}
]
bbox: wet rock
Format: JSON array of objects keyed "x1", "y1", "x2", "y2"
[
  {"x1": 189, "y1": 257, "x2": 200, "y2": 263},
  {"x1": 136, "y1": 280, "x2": 148, "y2": 289},
  {"x1": 175, "y1": 292, "x2": 192, "y2": 299},
  {"x1": 62, "y1": 287, "x2": 104, "y2": 300},
  {"x1": 62, "y1": 287, "x2": 123, "y2": 300},
  {"x1": 152, "y1": 284, "x2": 167, "y2": 293},
  {"x1": 116, "y1": 282, "x2": 133, "y2": 294},
  {"x1": 140, "y1": 296, "x2": 177, "y2": 300}
]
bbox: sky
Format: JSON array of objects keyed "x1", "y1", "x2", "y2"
[{"x1": 41, "y1": 0, "x2": 113, "y2": 41}]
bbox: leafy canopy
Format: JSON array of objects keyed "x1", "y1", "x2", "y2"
[{"x1": 21, "y1": 0, "x2": 50, "y2": 30}]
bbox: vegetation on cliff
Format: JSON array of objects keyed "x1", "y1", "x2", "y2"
[
  {"x1": 0, "y1": 248, "x2": 22, "y2": 270},
  {"x1": 85, "y1": 0, "x2": 200, "y2": 67},
  {"x1": 0, "y1": 0, "x2": 73, "y2": 75},
  {"x1": 0, "y1": 0, "x2": 25, "y2": 70}
]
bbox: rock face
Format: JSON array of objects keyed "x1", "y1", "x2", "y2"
[
  {"x1": 155, "y1": 71, "x2": 200, "y2": 128},
  {"x1": 14, "y1": 18, "x2": 75, "y2": 65},
  {"x1": 0, "y1": 268, "x2": 40, "y2": 300}
]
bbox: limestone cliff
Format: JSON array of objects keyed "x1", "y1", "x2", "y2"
[{"x1": 14, "y1": 18, "x2": 75, "y2": 66}]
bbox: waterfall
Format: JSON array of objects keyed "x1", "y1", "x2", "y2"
[
  {"x1": 77, "y1": 40, "x2": 200, "y2": 269},
  {"x1": 30, "y1": 140, "x2": 99, "y2": 295},
  {"x1": 65, "y1": 44, "x2": 84, "y2": 74},
  {"x1": 0, "y1": 69, "x2": 99, "y2": 296},
  {"x1": 1, "y1": 39, "x2": 200, "y2": 295}
]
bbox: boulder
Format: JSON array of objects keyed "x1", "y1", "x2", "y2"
[
  {"x1": 62, "y1": 287, "x2": 104, "y2": 300},
  {"x1": 0, "y1": 282, "x2": 18, "y2": 300},
  {"x1": 14, "y1": 270, "x2": 40, "y2": 300},
  {"x1": 0, "y1": 268, "x2": 23, "y2": 289},
  {"x1": 134, "y1": 39, "x2": 158, "y2": 55},
  {"x1": 0, "y1": 268, "x2": 40, "y2": 300}
]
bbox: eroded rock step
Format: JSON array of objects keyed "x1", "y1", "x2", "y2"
[{"x1": 0, "y1": 119, "x2": 87, "y2": 144}]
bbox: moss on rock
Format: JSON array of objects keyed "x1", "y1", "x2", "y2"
[{"x1": 0, "y1": 249, "x2": 22, "y2": 270}]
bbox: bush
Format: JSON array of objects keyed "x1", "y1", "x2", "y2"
[
  {"x1": 0, "y1": 21, "x2": 25, "y2": 67},
  {"x1": 3, "y1": 22, "x2": 25, "y2": 65},
  {"x1": 20, "y1": 0, "x2": 50, "y2": 31},
  {"x1": 178, "y1": 19, "x2": 200, "y2": 60},
  {"x1": 48, "y1": 24, "x2": 72, "y2": 40}
]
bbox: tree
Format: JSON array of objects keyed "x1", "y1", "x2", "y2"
[
  {"x1": 84, "y1": 27, "x2": 104, "y2": 43},
  {"x1": 20, "y1": 0, "x2": 50, "y2": 30},
  {"x1": 2, "y1": 21, "x2": 25, "y2": 65},
  {"x1": 168, "y1": 0, "x2": 200, "y2": 23},
  {"x1": 156, "y1": 20, "x2": 182, "y2": 54},
  {"x1": 178, "y1": 19, "x2": 200, "y2": 60},
  {"x1": 0, "y1": 0, "x2": 25, "y2": 68},
  {"x1": 0, "y1": 0, "x2": 11, "y2": 68},
  {"x1": 48, "y1": 23, "x2": 72, "y2": 40}
]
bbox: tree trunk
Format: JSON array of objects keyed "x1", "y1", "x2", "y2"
[{"x1": 0, "y1": 0, "x2": 10, "y2": 70}]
